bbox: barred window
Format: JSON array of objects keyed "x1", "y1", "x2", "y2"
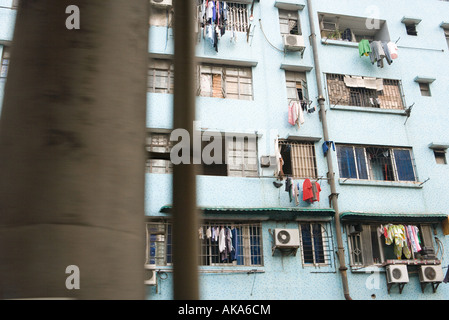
[
  {"x1": 1, "y1": 46, "x2": 10, "y2": 79},
  {"x1": 146, "y1": 222, "x2": 172, "y2": 265},
  {"x1": 279, "y1": 140, "x2": 318, "y2": 179},
  {"x1": 199, "y1": 222, "x2": 263, "y2": 267},
  {"x1": 198, "y1": 64, "x2": 253, "y2": 100},
  {"x1": 146, "y1": 132, "x2": 173, "y2": 174},
  {"x1": 348, "y1": 224, "x2": 435, "y2": 267},
  {"x1": 299, "y1": 222, "x2": 332, "y2": 267},
  {"x1": 148, "y1": 59, "x2": 174, "y2": 93},
  {"x1": 145, "y1": 221, "x2": 263, "y2": 267},
  {"x1": 226, "y1": 2, "x2": 249, "y2": 33},
  {"x1": 326, "y1": 73, "x2": 405, "y2": 110},
  {"x1": 337, "y1": 144, "x2": 417, "y2": 182}
]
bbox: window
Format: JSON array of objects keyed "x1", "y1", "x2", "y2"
[
  {"x1": 148, "y1": 59, "x2": 174, "y2": 93},
  {"x1": 348, "y1": 223, "x2": 435, "y2": 267},
  {"x1": 434, "y1": 149, "x2": 447, "y2": 164},
  {"x1": 145, "y1": 221, "x2": 263, "y2": 267},
  {"x1": 405, "y1": 24, "x2": 418, "y2": 36},
  {"x1": 146, "y1": 221, "x2": 172, "y2": 265},
  {"x1": 226, "y1": 2, "x2": 249, "y2": 33},
  {"x1": 1, "y1": 46, "x2": 10, "y2": 79},
  {"x1": 201, "y1": 134, "x2": 258, "y2": 177},
  {"x1": 279, "y1": 140, "x2": 318, "y2": 179},
  {"x1": 279, "y1": 9, "x2": 301, "y2": 36},
  {"x1": 326, "y1": 74, "x2": 405, "y2": 110},
  {"x1": 147, "y1": 131, "x2": 259, "y2": 177},
  {"x1": 299, "y1": 222, "x2": 332, "y2": 266},
  {"x1": 198, "y1": 64, "x2": 253, "y2": 100},
  {"x1": 319, "y1": 13, "x2": 389, "y2": 42},
  {"x1": 199, "y1": 222, "x2": 263, "y2": 266},
  {"x1": 337, "y1": 145, "x2": 417, "y2": 182},
  {"x1": 285, "y1": 71, "x2": 308, "y2": 103},
  {"x1": 445, "y1": 29, "x2": 449, "y2": 49},
  {"x1": 419, "y1": 82, "x2": 431, "y2": 97},
  {"x1": 146, "y1": 132, "x2": 173, "y2": 174}
]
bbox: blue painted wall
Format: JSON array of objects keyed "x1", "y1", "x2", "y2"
[{"x1": 0, "y1": 0, "x2": 448, "y2": 300}]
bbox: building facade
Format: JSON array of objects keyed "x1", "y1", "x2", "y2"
[{"x1": 1, "y1": 0, "x2": 449, "y2": 300}]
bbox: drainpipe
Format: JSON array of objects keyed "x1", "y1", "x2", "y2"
[{"x1": 305, "y1": 0, "x2": 352, "y2": 300}]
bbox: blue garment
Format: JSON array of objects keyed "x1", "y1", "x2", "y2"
[
  {"x1": 322, "y1": 141, "x2": 335, "y2": 156},
  {"x1": 231, "y1": 227, "x2": 238, "y2": 261}
]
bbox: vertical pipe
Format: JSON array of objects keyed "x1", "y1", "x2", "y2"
[
  {"x1": 0, "y1": 0, "x2": 148, "y2": 299},
  {"x1": 305, "y1": 0, "x2": 352, "y2": 300},
  {"x1": 172, "y1": 0, "x2": 199, "y2": 300}
]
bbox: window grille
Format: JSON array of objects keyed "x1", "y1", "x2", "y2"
[
  {"x1": 226, "y1": 3, "x2": 249, "y2": 33},
  {"x1": 326, "y1": 73, "x2": 405, "y2": 110},
  {"x1": 148, "y1": 60, "x2": 174, "y2": 93},
  {"x1": 146, "y1": 132, "x2": 173, "y2": 174},
  {"x1": 337, "y1": 144, "x2": 417, "y2": 182},
  {"x1": 199, "y1": 222, "x2": 263, "y2": 267},
  {"x1": 145, "y1": 221, "x2": 263, "y2": 267},
  {"x1": 1, "y1": 46, "x2": 10, "y2": 78},
  {"x1": 299, "y1": 222, "x2": 333, "y2": 267},
  {"x1": 279, "y1": 140, "x2": 318, "y2": 179},
  {"x1": 146, "y1": 221, "x2": 172, "y2": 265},
  {"x1": 348, "y1": 224, "x2": 435, "y2": 267}
]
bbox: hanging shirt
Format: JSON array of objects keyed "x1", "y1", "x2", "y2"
[
  {"x1": 206, "y1": 1, "x2": 214, "y2": 21},
  {"x1": 302, "y1": 179, "x2": 313, "y2": 202},
  {"x1": 358, "y1": 39, "x2": 371, "y2": 57}
]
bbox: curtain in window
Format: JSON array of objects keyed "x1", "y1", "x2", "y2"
[
  {"x1": 394, "y1": 149, "x2": 415, "y2": 181},
  {"x1": 355, "y1": 147, "x2": 368, "y2": 179}
]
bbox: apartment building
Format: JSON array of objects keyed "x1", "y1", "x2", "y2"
[{"x1": 1, "y1": 0, "x2": 449, "y2": 300}]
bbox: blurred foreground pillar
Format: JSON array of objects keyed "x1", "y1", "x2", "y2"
[{"x1": 0, "y1": 0, "x2": 148, "y2": 299}]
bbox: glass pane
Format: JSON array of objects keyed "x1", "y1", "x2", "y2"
[
  {"x1": 337, "y1": 146, "x2": 357, "y2": 179},
  {"x1": 355, "y1": 147, "x2": 368, "y2": 179},
  {"x1": 301, "y1": 224, "x2": 314, "y2": 264},
  {"x1": 394, "y1": 149, "x2": 415, "y2": 181}
]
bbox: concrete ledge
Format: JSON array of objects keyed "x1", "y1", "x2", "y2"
[
  {"x1": 338, "y1": 179, "x2": 423, "y2": 188},
  {"x1": 330, "y1": 105, "x2": 406, "y2": 115}
]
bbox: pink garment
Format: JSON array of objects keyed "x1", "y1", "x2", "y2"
[
  {"x1": 288, "y1": 101, "x2": 298, "y2": 125},
  {"x1": 387, "y1": 41, "x2": 398, "y2": 59}
]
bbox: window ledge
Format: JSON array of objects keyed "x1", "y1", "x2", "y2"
[
  {"x1": 143, "y1": 266, "x2": 265, "y2": 274},
  {"x1": 330, "y1": 105, "x2": 406, "y2": 115},
  {"x1": 339, "y1": 179, "x2": 423, "y2": 188}
]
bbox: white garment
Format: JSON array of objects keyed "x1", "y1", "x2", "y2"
[
  {"x1": 387, "y1": 41, "x2": 398, "y2": 59},
  {"x1": 206, "y1": 1, "x2": 214, "y2": 20},
  {"x1": 218, "y1": 227, "x2": 226, "y2": 253}
]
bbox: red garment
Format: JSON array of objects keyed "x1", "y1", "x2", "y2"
[
  {"x1": 314, "y1": 182, "x2": 321, "y2": 202},
  {"x1": 303, "y1": 179, "x2": 321, "y2": 203},
  {"x1": 302, "y1": 179, "x2": 313, "y2": 202}
]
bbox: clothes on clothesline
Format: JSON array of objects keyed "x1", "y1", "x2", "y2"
[
  {"x1": 198, "y1": 225, "x2": 238, "y2": 262},
  {"x1": 359, "y1": 39, "x2": 398, "y2": 68},
  {"x1": 378, "y1": 224, "x2": 422, "y2": 260},
  {"x1": 288, "y1": 100, "x2": 304, "y2": 129},
  {"x1": 302, "y1": 178, "x2": 321, "y2": 203},
  {"x1": 199, "y1": 0, "x2": 229, "y2": 52}
]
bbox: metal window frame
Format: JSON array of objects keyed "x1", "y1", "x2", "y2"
[
  {"x1": 299, "y1": 222, "x2": 333, "y2": 267},
  {"x1": 278, "y1": 140, "x2": 318, "y2": 179}
]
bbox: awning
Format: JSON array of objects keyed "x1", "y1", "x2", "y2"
[
  {"x1": 340, "y1": 211, "x2": 448, "y2": 223},
  {"x1": 159, "y1": 205, "x2": 335, "y2": 220}
]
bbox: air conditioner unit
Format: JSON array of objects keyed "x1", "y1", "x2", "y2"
[
  {"x1": 144, "y1": 265, "x2": 157, "y2": 286},
  {"x1": 283, "y1": 34, "x2": 305, "y2": 52},
  {"x1": 386, "y1": 264, "x2": 409, "y2": 284},
  {"x1": 419, "y1": 265, "x2": 444, "y2": 283},
  {"x1": 273, "y1": 228, "x2": 300, "y2": 248},
  {"x1": 150, "y1": 0, "x2": 172, "y2": 7}
]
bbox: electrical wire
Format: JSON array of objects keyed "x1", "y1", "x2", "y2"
[{"x1": 258, "y1": 19, "x2": 285, "y2": 53}]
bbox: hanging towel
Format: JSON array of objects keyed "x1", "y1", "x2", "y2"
[{"x1": 288, "y1": 100, "x2": 298, "y2": 126}]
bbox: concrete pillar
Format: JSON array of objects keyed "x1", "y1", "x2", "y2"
[{"x1": 0, "y1": 0, "x2": 148, "y2": 299}]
